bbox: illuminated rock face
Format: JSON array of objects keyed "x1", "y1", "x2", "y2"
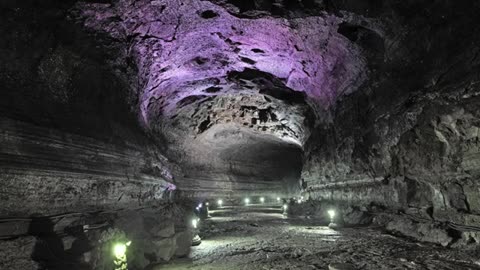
[
  {"x1": 4, "y1": 0, "x2": 479, "y2": 228},
  {"x1": 75, "y1": 0, "x2": 368, "y2": 196},
  {"x1": 1, "y1": 0, "x2": 480, "y2": 261},
  {"x1": 78, "y1": 0, "x2": 366, "y2": 117}
]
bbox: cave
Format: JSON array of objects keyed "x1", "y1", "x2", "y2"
[{"x1": 1, "y1": 0, "x2": 480, "y2": 269}]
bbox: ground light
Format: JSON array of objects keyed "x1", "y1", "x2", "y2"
[
  {"x1": 113, "y1": 241, "x2": 131, "y2": 270},
  {"x1": 244, "y1": 198, "x2": 250, "y2": 205},
  {"x1": 260, "y1": 197, "x2": 265, "y2": 203},
  {"x1": 327, "y1": 209, "x2": 335, "y2": 222},
  {"x1": 192, "y1": 218, "x2": 199, "y2": 229},
  {"x1": 113, "y1": 243, "x2": 127, "y2": 259},
  {"x1": 191, "y1": 218, "x2": 202, "y2": 246},
  {"x1": 327, "y1": 209, "x2": 339, "y2": 229}
]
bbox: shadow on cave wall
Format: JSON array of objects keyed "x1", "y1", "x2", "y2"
[
  {"x1": 29, "y1": 217, "x2": 90, "y2": 270},
  {"x1": 0, "y1": 0, "x2": 146, "y2": 145}
]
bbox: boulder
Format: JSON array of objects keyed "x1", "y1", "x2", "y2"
[
  {"x1": 175, "y1": 230, "x2": 193, "y2": 257},
  {"x1": 386, "y1": 216, "x2": 452, "y2": 246}
]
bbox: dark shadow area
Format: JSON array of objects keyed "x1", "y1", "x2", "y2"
[
  {"x1": 29, "y1": 217, "x2": 90, "y2": 270},
  {"x1": 227, "y1": 68, "x2": 308, "y2": 104}
]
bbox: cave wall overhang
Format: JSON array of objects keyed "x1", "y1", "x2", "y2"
[{"x1": 73, "y1": 0, "x2": 373, "y2": 195}]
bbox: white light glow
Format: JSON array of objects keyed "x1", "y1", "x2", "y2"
[
  {"x1": 217, "y1": 199, "x2": 223, "y2": 206},
  {"x1": 327, "y1": 209, "x2": 336, "y2": 221},
  {"x1": 206, "y1": 202, "x2": 209, "y2": 206},
  {"x1": 260, "y1": 197, "x2": 265, "y2": 203},
  {"x1": 113, "y1": 243, "x2": 127, "y2": 259},
  {"x1": 283, "y1": 204, "x2": 288, "y2": 211},
  {"x1": 276, "y1": 197, "x2": 281, "y2": 202},
  {"x1": 198, "y1": 203, "x2": 203, "y2": 208},
  {"x1": 192, "y1": 218, "x2": 199, "y2": 229},
  {"x1": 244, "y1": 198, "x2": 250, "y2": 205}
]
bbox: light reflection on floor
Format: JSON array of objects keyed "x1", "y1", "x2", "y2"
[
  {"x1": 290, "y1": 226, "x2": 340, "y2": 241},
  {"x1": 155, "y1": 204, "x2": 342, "y2": 269},
  {"x1": 155, "y1": 204, "x2": 480, "y2": 270}
]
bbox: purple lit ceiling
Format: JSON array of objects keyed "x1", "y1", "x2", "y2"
[{"x1": 78, "y1": 0, "x2": 367, "y2": 130}]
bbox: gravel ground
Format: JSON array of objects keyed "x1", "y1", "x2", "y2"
[{"x1": 154, "y1": 205, "x2": 480, "y2": 270}]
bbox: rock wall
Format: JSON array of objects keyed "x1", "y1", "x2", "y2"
[
  {"x1": 72, "y1": 0, "x2": 371, "y2": 197},
  {"x1": 0, "y1": 117, "x2": 173, "y2": 215},
  {"x1": 0, "y1": 1, "x2": 176, "y2": 215},
  {"x1": 0, "y1": 203, "x2": 195, "y2": 270},
  {"x1": 302, "y1": 0, "x2": 480, "y2": 246}
]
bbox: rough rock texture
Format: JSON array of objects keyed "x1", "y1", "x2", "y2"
[
  {"x1": 0, "y1": 3, "x2": 185, "y2": 268},
  {"x1": 0, "y1": 236, "x2": 38, "y2": 270},
  {"x1": 302, "y1": 0, "x2": 480, "y2": 246},
  {"x1": 0, "y1": 1, "x2": 177, "y2": 215},
  {"x1": 3, "y1": 2, "x2": 480, "y2": 268},
  {"x1": 158, "y1": 205, "x2": 480, "y2": 270},
  {"x1": 0, "y1": 203, "x2": 194, "y2": 270},
  {"x1": 73, "y1": 0, "x2": 371, "y2": 197}
]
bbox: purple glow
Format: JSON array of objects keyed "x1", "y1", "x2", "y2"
[{"x1": 78, "y1": 0, "x2": 367, "y2": 128}]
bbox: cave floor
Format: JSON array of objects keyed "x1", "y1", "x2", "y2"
[{"x1": 155, "y1": 205, "x2": 480, "y2": 270}]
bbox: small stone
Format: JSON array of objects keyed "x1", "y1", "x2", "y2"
[
  {"x1": 192, "y1": 234, "x2": 202, "y2": 246},
  {"x1": 328, "y1": 222, "x2": 340, "y2": 229},
  {"x1": 61, "y1": 235, "x2": 76, "y2": 250},
  {"x1": 291, "y1": 248, "x2": 303, "y2": 258}
]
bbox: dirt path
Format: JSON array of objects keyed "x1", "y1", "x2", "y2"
[{"x1": 155, "y1": 205, "x2": 480, "y2": 270}]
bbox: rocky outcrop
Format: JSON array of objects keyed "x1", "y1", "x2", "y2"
[
  {"x1": 73, "y1": 0, "x2": 372, "y2": 197},
  {"x1": 0, "y1": 4, "x2": 185, "y2": 268},
  {"x1": 302, "y1": 0, "x2": 480, "y2": 247},
  {"x1": 0, "y1": 1, "x2": 177, "y2": 215},
  {"x1": 1, "y1": 117, "x2": 175, "y2": 215},
  {"x1": 0, "y1": 203, "x2": 195, "y2": 270},
  {"x1": 2, "y1": 1, "x2": 480, "y2": 266}
]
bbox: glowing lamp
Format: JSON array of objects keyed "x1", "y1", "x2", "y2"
[
  {"x1": 198, "y1": 203, "x2": 203, "y2": 208},
  {"x1": 113, "y1": 241, "x2": 131, "y2": 259},
  {"x1": 327, "y1": 209, "x2": 336, "y2": 221},
  {"x1": 244, "y1": 198, "x2": 250, "y2": 205},
  {"x1": 260, "y1": 197, "x2": 265, "y2": 203},
  {"x1": 276, "y1": 197, "x2": 281, "y2": 202},
  {"x1": 217, "y1": 199, "x2": 223, "y2": 206},
  {"x1": 192, "y1": 218, "x2": 199, "y2": 229},
  {"x1": 283, "y1": 204, "x2": 288, "y2": 211},
  {"x1": 206, "y1": 202, "x2": 209, "y2": 206}
]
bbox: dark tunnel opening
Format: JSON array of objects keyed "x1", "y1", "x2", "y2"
[{"x1": 176, "y1": 125, "x2": 304, "y2": 197}]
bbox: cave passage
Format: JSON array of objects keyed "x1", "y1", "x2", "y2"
[
  {"x1": 177, "y1": 125, "x2": 304, "y2": 197},
  {"x1": 1, "y1": 0, "x2": 480, "y2": 269},
  {"x1": 158, "y1": 203, "x2": 480, "y2": 270}
]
